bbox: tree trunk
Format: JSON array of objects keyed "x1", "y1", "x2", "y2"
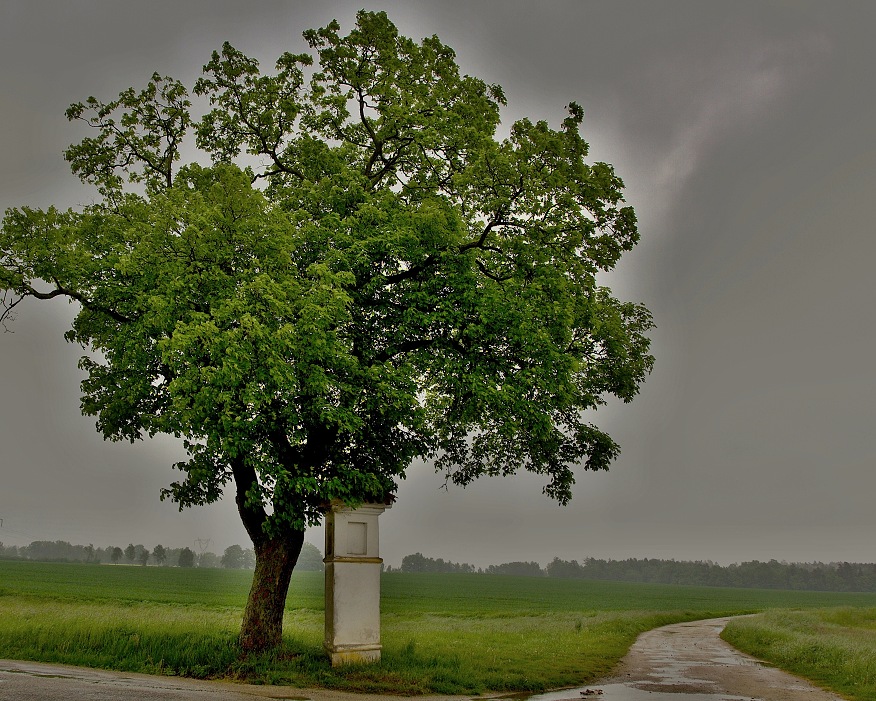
[{"x1": 238, "y1": 529, "x2": 305, "y2": 653}]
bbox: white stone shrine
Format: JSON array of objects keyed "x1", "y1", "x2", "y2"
[{"x1": 323, "y1": 501, "x2": 389, "y2": 665}]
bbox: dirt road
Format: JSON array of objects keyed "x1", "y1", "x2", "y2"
[
  {"x1": 0, "y1": 617, "x2": 844, "y2": 701},
  {"x1": 532, "y1": 617, "x2": 844, "y2": 701}
]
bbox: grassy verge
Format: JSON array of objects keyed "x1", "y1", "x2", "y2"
[
  {"x1": 3, "y1": 561, "x2": 876, "y2": 693},
  {"x1": 722, "y1": 608, "x2": 876, "y2": 701}
]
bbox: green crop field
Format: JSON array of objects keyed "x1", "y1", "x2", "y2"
[{"x1": 2, "y1": 560, "x2": 876, "y2": 694}]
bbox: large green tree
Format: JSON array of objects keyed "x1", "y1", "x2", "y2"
[{"x1": 0, "y1": 12, "x2": 653, "y2": 652}]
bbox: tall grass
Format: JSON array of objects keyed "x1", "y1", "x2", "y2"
[
  {"x1": 722, "y1": 608, "x2": 876, "y2": 701},
  {"x1": 0, "y1": 599, "x2": 242, "y2": 677},
  {"x1": 3, "y1": 561, "x2": 876, "y2": 693}
]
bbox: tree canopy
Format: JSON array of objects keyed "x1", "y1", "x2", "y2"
[{"x1": 0, "y1": 10, "x2": 653, "y2": 650}]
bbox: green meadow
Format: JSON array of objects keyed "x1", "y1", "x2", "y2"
[
  {"x1": 2, "y1": 561, "x2": 876, "y2": 694},
  {"x1": 723, "y1": 608, "x2": 876, "y2": 701}
]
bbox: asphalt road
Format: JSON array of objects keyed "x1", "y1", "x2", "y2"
[
  {"x1": 0, "y1": 660, "x2": 294, "y2": 700},
  {"x1": 0, "y1": 659, "x2": 467, "y2": 701}
]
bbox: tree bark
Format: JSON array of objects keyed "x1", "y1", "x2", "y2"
[
  {"x1": 230, "y1": 455, "x2": 306, "y2": 653},
  {"x1": 238, "y1": 529, "x2": 305, "y2": 653}
]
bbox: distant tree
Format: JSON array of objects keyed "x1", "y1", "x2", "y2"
[
  {"x1": 546, "y1": 557, "x2": 585, "y2": 578},
  {"x1": 400, "y1": 552, "x2": 475, "y2": 574},
  {"x1": 485, "y1": 561, "x2": 544, "y2": 577},
  {"x1": 197, "y1": 551, "x2": 220, "y2": 568},
  {"x1": 109, "y1": 546, "x2": 123, "y2": 564},
  {"x1": 152, "y1": 544, "x2": 167, "y2": 566},
  {"x1": 0, "y1": 11, "x2": 653, "y2": 652},
  {"x1": 401, "y1": 553, "x2": 431, "y2": 573},
  {"x1": 129, "y1": 544, "x2": 148, "y2": 564},
  {"x1": 137, "y1": 547, "x2": 150, "y2": 566},
  {"x1": 295, "y1": 542, "x2": 324, "y2": 571},
  {"x1": 221, "y1": 544, "x2": 246, "y2": 569},
  {"x1": 123, "y1": 544, "x2": 135, "y2": 564},
  {"x1": 24, "y1": 540, "x2": 71, "y2": 561},
  {"x1": 178, "y1": 547, "x2": 195, "y2": 568}
]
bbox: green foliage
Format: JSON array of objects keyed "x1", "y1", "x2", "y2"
[
  {"x1": 3, "y1": 562, "x2": 876, "y2": 693},
  {"x1": 0, "y1": 11, "x2": 653, "y2": 542},
  {"x1": 723, "y1": 609, "x2": 876, "y2": 701}
]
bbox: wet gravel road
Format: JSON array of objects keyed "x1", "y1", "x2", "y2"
[
  {"x1": 535, "y1": 617, "x2": 844, "y2": 701},
  {"x1": 0, "y1": 617, "x2": 843, "y2": 701}
]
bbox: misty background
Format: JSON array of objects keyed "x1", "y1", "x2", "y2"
[{"x1": 1, "y1": 1, "x2": 874, "y2": 567}]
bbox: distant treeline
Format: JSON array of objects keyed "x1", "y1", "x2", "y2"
[
  {"x1": 397, "y1": 553, "x2": 876, "y2": 592},
  {"x1": 545, "y1": 557, "x2": 876, "y2": 592},
  {"x1": 0, "y1": 540, "x2": 214, "y2": 567},
  {"x1": 7, "y1": 541, "x2": 874, "y2": 591},
  {"x1": 0, "y1": 540, "x2": 324, "y2": 571},
  {"x1": 396, "y1": 552, "x2": 543, "y2": 577}
]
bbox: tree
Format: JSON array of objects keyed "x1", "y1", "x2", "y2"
[
  {"x1": 400, "y1": 552, "x2": 474, "y2": 573},
  {"x1": 546, "y1": 557, "x2": 585, "y2": 579},
  {"x1": 177, "y1": 547, "x2": 195, "y2": 568},
  {"x1": 153, "y1": 543, "x2": 167, "y2": 565},
  {"x1": 295, "y1": 542, "x2": 324, "y2": 571},
  {"x1": 124, "y1": 544, "x2": 135, "y2": 564},
  {"x1": 221, "y1": 544, "x2": 247, "y2": 569},
  {"x1": 137, "y1": 546, "x2": 150, "y2": 566},
  {"x1": 0, "y1": 12, "x2": 653, "y2": 652},
  {"x1": 109, "y1": 546, "x2": 123, "y2": 564},
  {"x1": 197, "y1": 550, "x2": 220, "y2": 568},
  {"x1": 485, "y1": 561, "x2": 544, "y2": 577}
]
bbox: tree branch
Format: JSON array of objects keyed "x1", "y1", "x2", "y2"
[
  {"x1": 230, "y1": 455, "x2": 269, "y2": 545},
  {"x1": 0, "y1": 290, "x2": 25, "y2": 329},
  {"x1": 459, "y1": 219, "x2": 499, "y2": 253},
  {"x1": 23, "y1": 282, "x2": 132, "y2": 324},
  {"x1": 379, "y1": 254, "x2": 437, "y2": 286}
]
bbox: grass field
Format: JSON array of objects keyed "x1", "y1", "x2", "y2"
[
  {"x1": 2, "y1": 561, "x2": 876, "y2": 694},
  {"x1": 723, "y1": 608, "x2": 876, "y2": 701}
]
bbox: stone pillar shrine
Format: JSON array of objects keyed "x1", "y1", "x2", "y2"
[{"x1": 323, "y1": 501, "x2": 389, "y2": 665}]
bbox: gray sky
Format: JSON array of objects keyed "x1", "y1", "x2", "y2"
[{"x1": 1, "y1": 1, "x2": 874, "y2": 567}]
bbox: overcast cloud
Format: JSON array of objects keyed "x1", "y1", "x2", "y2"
[{"x1": 1, "y1": 1, "x2": 874, "y2": 567}]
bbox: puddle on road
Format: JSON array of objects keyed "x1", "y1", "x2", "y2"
[
  {"x1": 517, "y1": 618, "x2": 776, "y2": 701},
  {"x1": 524, "y1": 684, "x2": 750, "y2": 701}
]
